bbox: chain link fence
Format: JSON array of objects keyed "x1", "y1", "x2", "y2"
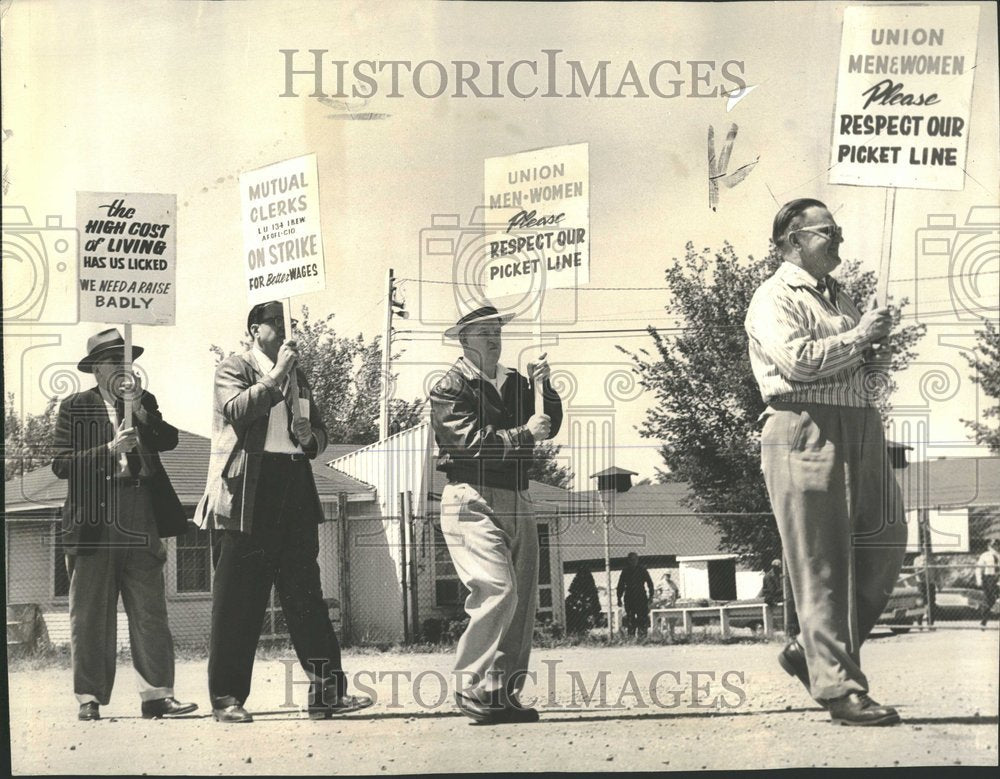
[{"x1": 6, "y1": 504, "x2": 999, "y2": 657}]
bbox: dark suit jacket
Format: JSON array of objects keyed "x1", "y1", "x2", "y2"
[
  {"x1": 51, "y1": 387, "x2": 187, "y2": 555},
  {"x1": 195, "y1": 352, "x2": 327, "y2": 535},
  {"x1": 429, "y1": 358, "x2": 563, "y2": 491}
]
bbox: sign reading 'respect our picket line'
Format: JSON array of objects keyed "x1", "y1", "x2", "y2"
[
  {"x1": 829, "y1": 4, "x2": 980, "y2": 191},
  {"x1": 77, "y1": 192, "x2": 177, "y2": 325},
  {"x1": 483, "y1": 143, "x2": 589, "y2": 301},
  {"x1": 241, "y1": 153, "x2": 326, "y2": 304}
]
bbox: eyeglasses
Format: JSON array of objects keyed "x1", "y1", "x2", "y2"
[
  {"x1": 790, "y1": 225, "x2": 843, "y2": 242},
  {"x1": 257, "y1": 317, "x2": 298, "y2": 329}
]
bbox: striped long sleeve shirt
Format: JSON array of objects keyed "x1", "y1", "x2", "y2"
[{"x1": 745, "y1": 261, "x2": 877, "y2": 407}]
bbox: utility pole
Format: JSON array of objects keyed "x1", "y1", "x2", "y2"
[
  {"x1": 380, "y1": 268, "x2": 395, "y2": 442},
  {"x1": 379, "y1": 268, "x2": 408, "y2": 442}
]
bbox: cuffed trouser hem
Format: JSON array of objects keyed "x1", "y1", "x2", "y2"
[{"x1": 138, "y1": 686, "x2": 174, "y2": 702}]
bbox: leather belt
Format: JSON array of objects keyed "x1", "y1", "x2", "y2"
[{"x1": 263, "y1": 451, "x2": 309, "y2": 462}]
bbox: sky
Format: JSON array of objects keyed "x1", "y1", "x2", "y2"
[{"x1": 3, "y1": 0, "x2": 999, "y2": 487}]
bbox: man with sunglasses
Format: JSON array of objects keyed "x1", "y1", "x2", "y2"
[
  {"x1": 745, "y1": 198, "x2": 907, "y2": 726},
  {"x1": 197, "y1": 301, "x2": 371, "y2": 723}
]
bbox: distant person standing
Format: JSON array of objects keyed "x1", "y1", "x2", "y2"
[
  {"x1": 617, "y1": 552, "x2": 655, "y2": 638},
  {"x1": 974, "y1": 538, "x2": 1000, "y2": 627},
  {"x1": 660, "y1": 572, "x2": 680, "y2": 607}
]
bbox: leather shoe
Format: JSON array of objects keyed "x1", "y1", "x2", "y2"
[
  {"x1": 78, "y1": 702, "x2": 100, "y2": 721},
  {"x1": 825, "y1": 692, "x2": 900, "y2": 726},
  {"x1": 777, "y1": 638, "x2": 811, "y2": 692},
  {"x1": 501, "y1": 703, "x2": 540, "y2": 723},
  {"x1": 212, "y1": 697, "x2": 253, "y2": 724},
  {"x1": 309, "y1": 694, "x2": 375, "y2": 719},
  {"x1": 455, "y1": 692, "x2": 505, "y2": 725},
  {"x1": 141, "y1": 697, "x2": 199, "y2": 719}
]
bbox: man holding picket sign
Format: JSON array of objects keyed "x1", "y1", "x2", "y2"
[
  {"x1": 430, "y1": 304, "x2": 563, "y2": 724},
  {"x1": 746, "y1": 198, "x2": 906, "y2": 726},
  {"x1": 197, "y1": 300, "x2": 372, "y2": 722}
]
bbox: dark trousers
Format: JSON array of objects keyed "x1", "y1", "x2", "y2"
[
  {"x1": 67, "y1": 481, "x2": 175, "y2": 705},
  {"x1": 981, "y1": 576, "x2": 998, "y2": 623},
  {"x1": 207, "y1": 455, "x2": 344, "y2": 706},
  {"x1": 623, "y1": 596, "x2": 650, "y2": 636}
]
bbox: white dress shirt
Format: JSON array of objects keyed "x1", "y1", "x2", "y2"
[
  {"x1": 975, "y1": 548, "x2": 1000, "y2": 586},
  {"x1": 251, "y1": 347, "x2": 305, "y2": 455},
  {"x1": 457, "y1": 356, "x2": 512, "y2": 395}
]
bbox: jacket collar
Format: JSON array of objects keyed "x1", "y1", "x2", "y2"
[{"x1": 455, "y1": 355, "x2": 510, "y2": 384}]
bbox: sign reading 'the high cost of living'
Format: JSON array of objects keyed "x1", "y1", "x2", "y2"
[{"x1": 77, "y1": 191, "x2": 177, "y2": 325}]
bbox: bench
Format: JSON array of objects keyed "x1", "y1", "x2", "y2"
[{"x1": 650, "y1": 603, "x2": 775, "y2": 638}]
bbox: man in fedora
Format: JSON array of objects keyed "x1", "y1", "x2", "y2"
[
  {"x1": 52, "y1": 328, "x2": 197, "y2": 721},
  {"x1": 196, "y1": 301, "x2": 371, "y2": 723},
  {"x1": 430, "y1": 304, "x2": 562, "y2": 724}
]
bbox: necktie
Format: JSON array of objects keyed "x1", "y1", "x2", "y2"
[
  {"x1": 284, "y1": 380, "x2": 299, "y2": 447},
  {"x1": 816, "y1": 277, "x2": 836, "y2": 306},
  {"x1": 114, "y1": 400, "x2": 142, "y2": 477}
]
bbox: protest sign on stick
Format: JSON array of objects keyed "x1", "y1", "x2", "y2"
[
  {"x1": 77, "y1": 191, "x2": 177, "y2": 434},
  {"x1": 483, "y1": 142, "x2": 590, "y2": 408},
  {"x1": 829, "y1": 5, "x2": 980, "y2": 308},
  {"x1": 240, "y1": 153, "x2": 327, "y2": 422}
]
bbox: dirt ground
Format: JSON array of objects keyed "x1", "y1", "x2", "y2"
[{"x1": 8, "y1": 627, "x2": 998, "y2": 774}]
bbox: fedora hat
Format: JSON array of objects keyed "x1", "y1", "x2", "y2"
[
  {"x1": 444, "y1": 305, "x2": 514, "y2": 339},
  {"x1": 77, "y1": 328, "x2": 144, "y2": 373}
]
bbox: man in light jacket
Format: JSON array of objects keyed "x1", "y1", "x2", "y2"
[{"x1": 197, "y1": 300, "x2": 371, "y2": 723}]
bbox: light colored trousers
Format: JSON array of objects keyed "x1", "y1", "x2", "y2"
[
  {"x1": 68, "y1": 482, "x2": 176, "y2": 705},
  {"x1": 439, "y1": 482, "x2": 538, "y2": 703},
  {"x1": 761, "y1": 403, "x2": 907, "y2": 700}
]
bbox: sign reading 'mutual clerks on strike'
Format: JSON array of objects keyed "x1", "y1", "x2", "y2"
[
  {"x1": 829, "y1": 5, "x2": 980, "y2": 191},
  {"x1": 77, "y1": 192, "x2": 176, "y2": 325},
  {"x1": 483, "y1": 143, "x2": 589, "y2": 301},
  {"x1": 241, "y1": 153, "x2": 326, "y2": 304}
]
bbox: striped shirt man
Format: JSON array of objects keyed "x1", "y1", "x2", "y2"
[{"x1": 745, "y1": 261, "x2": 878, "y2": 407}]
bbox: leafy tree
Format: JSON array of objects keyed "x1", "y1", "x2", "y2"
[
  {"x1": 620, "y1": 242, "x2": 925, "y2": 569},
  {"x1": 961, "y1": 318, "x2": 1000, "y2": 454},
  {"x1": 527, "y1": 440, "x2": 574, "y2": 488},
  {"x1": 210, "y1": 306, "x2": 425, "y2": 445},
  {"x1": 565, "y1": 568, "x2": 603, "y2": 633},
  {"x1": 4, "y1": 394, "x2": 59, "y2": 480}
]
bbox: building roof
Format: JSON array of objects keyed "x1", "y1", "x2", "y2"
[
  {"x1": 589, "y1": 466, "x2": 639, "y2": 478},
  {"x1": 423, "y1": 469, "x2": 570, "y2": 515},
  {"x1": 554, "y1": 483, "x2": 724, "y2": 562},
  {"x1": 4, "y1": 429, "x2": 375, "y2": 515},
  {"x1": 895, "y1": 457, "x2": 1000, "y2": 509}
]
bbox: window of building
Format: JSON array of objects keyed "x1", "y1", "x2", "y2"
[{"x1": 175, "y1": 526, "x2": 212, "y2": 593}]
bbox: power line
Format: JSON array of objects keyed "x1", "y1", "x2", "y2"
[{"x1": 398, "y1": 269, "x2": 998, "y2": 290}]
